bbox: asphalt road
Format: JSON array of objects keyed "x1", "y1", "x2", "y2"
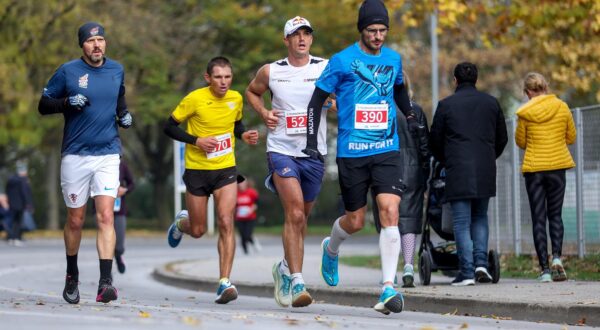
[{"x1": 0, "y1": 235, "x2": 591, "y2": 329}]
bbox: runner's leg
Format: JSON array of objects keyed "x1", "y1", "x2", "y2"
[
  {"x1": 375, "y1": 193, "x2": 401, "y2": 286},
  {"x1": 214, "y1": 182, "x2": 237, "y2": 279},
  {"x1": 181, "y1": 192, "x2": 208, "y2": 238},
  {"x1": 95, "y1": 195, "x2": 116, "y2": 260},
  {"x1": 273, "y1": 174, "x2": 311, "y2": 274}
]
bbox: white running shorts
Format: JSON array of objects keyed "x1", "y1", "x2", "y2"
[{"x1": 61, "y1": 154, "x2": 120, "y2": 208}]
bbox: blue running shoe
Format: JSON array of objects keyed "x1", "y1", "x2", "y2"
[
  {"x1": 272, "y1": 262, "x2": 292, "y2": 307},
  {"x1": 320, "y1": 237, "x2": 339, "y2": 286},
  {"x1": 291, "y1": 283, "x2": 312, "y2": 308},
  {"x1": 374, "y1": 287, "x2": 404, "y2": 315},
  {"x1": 215, "y1": 281, "x2": 238, "y2": 304},
  {"x1": 167, "y1": 210, "x2": 187, "y2": 248}
]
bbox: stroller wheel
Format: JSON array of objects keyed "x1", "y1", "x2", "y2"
[
  {"x1": 488, "y1": 250, "x2": 500, "y2": 283},
  {"x1": 419, "y1": 251, "x2": 432, "y2": 286}
]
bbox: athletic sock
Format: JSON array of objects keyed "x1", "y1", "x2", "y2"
[
  {"x1": 291, "y1": 273, "x2": 305, "y2": 287},
  {"x1": 280, "y1": 259, "x2": 291, "y2": 275},
  {"x1": 379, "y1": 226, "x2": 401, "y2": 285},
  {"x1": 66, "y1": 254, "x2": 79, "y2": 281},
  {"x1": 219, "y1": 277, "x2": 230, "y2": 285},
  {"x1": 401, "y1": 233, "x2": 416, "y2": 266},
  {"x1": 327, "y1": 217, "x2": 350, "y2": 257},
  {"x1": 175, "y1": 213, "x2": 186, "y2": 231},
  {"x1": 99, "y1": 259, "x2": 113, "y2": 280}
]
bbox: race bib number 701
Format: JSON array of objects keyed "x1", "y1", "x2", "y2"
[
  {"x1": 206, "y1": 133, "x2": 233, "y2": 159},
  {"x1": 354, "y1": 104, "x2": 388, "y2": 130}
]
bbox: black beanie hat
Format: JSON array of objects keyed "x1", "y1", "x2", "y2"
[
  {"x1": 78, "y1": 22, "x2": 105, "y2": 47},
  {"x1": 357, "y1": 0, "x2": 389, "y2": 32}
]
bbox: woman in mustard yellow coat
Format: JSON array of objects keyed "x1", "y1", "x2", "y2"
[{"x1": 515, "y1": 72, "x2": 576, "y2": 283}]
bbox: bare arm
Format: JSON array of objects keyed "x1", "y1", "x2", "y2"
[{"x1": 245, "y1": 64, "x2": 281, "y2": 130}]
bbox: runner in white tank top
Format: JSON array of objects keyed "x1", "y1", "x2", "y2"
[
  {"x1": 267, "y1": 55, "x2": 328, "y2": 157},
  {"x1": 245, "y1": 16, "x2": 334, "y2": 309}
]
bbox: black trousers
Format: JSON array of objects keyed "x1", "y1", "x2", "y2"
[
  {"x1": 235, "y1": 220, "x2": 255, "y2": 254},
  {"x1": 8, "y1": 210, "x2": 23, "y2": 240},
  {"x1": 524, "y1": 169, "x2": 566, "y2": 271}
]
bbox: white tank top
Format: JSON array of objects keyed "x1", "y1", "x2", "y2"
[{"x1": 267, "y1": 56, "x2": 329, "y2": 157}]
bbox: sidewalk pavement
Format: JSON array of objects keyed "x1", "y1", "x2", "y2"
[{"x1": 154, "y1": 244, "x2": 600, "y2": 327}]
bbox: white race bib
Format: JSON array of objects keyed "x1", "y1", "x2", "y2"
[
  {"x1": 285, "y1": 110, "x2": 307, "y2": 135},
  {"x1": 236, "y1": 205, "x2": 252, "y2": 218},
  {"x1": 354, "y1": 103, "x2": 388, "y2": 130},
  {"x1": 206, "y1": 133, "x2": 233, "y2": 159}
]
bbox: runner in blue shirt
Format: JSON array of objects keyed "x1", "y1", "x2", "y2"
[
  {"x1": 302, "y1": 0, "x2": 422, "y2": 315},
  {"x1": 38, "y1": 22, "x2": 132, "y2": 305}
]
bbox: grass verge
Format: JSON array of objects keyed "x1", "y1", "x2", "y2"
[{"x1": 339, "y1": 254, "x2": 600, "y2": 281}]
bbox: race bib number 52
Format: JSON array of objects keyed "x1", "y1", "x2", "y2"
[
  {"x1": 354, "y1": 104, "x2": 388, "y2": 130},
  {"x1": 285, "y1": 110, "x2": 307, "y2": 135},
  {"x1": 206, "y1": 133, "x2": 233, "y2": 159}
]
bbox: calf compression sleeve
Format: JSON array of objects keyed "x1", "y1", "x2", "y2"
[{"x1": 379, "y1": 226, "x2": 401, "y2": 286}]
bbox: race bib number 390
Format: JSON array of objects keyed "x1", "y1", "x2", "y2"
[
  {"x1": 354, "y1": 104, "x2": 388, "y2": 130},
  {"x1": 206, "y1": 133, "x2": 233, "y2": 159},
  {"x1": 285, "y1": 110, "x2": 307, "y2": 135}
]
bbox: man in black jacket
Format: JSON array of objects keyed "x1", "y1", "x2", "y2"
[
  {"x1": 429, "y1": 62, "x2": 508, "y2": 286},
  {"x1": 5, "y1": 163, "x2": 34, "y2": 246}
]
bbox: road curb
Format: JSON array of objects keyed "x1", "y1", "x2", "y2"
[{"x1": 153, "y1": 264, "x2": 599, "y2": 327}]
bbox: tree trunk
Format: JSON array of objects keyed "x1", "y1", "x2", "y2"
[
  {"x1": 46, "y1": 149, "x2": 60, "y2": 230},
  {"x1": 153, "y1": 179, "x2": 172, "y2": 228}
]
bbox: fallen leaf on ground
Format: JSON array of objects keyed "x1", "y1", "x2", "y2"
[
  {"x1": 182, "y1": 316, "x2": 201, "y2": 326},
  {"x1": 491, "y1": 314, "x2": 512, "y2": 320},
  {"x1": 459, "y1": 323, "x2": 469, "y2": 328},
  {"x1": 576, "y1": 317, "x2": 586, "y2": 325},
  {"x1": 419, "y1": 326, "x2": 436, "y2": 330},
  {"x1": 138, "y1": 311, "x2": 151, "y2": 318},
  {"x1": 442, "y1": 308, "x2": 458, "y2": 316}
]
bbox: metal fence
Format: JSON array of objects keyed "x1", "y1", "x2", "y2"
[{"x1": 490, "y1": 104, "x2": 600, "y2": 257}]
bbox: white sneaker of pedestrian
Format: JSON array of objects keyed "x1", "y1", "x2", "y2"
[
  {"x1": 475, "y1": 267, "x2": 493, "y2": 283},
  {"x1": 251, "y1": 238, "x2": 262, "y2": 253}
]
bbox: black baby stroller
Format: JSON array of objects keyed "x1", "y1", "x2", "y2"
[{"x1": 418, "y1": 160, "x2": 500, "y2": 285}]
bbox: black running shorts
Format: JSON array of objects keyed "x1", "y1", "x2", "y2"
[
  {"x1": 336, "y1": 151, "x2": 405, "y2": 212},
  {"x1": 183, "y1": 166, "x2": 237, "y2": 196}
]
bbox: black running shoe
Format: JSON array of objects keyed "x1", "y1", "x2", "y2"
[
  {"x1": 115, "y1": 254, "x2": 126, "y2": 274},
  {"x1": 63, "y1": 275, "x2": 80, "y2": 304},
  {"x1": 96, "y1": 278, "x2": 118, "y2": 303}
]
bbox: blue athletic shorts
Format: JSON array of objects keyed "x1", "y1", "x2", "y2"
[{"x1": 265, "y1": 152, "x2": 325, "y2": 202}]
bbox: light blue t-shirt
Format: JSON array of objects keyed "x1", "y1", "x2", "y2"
[
  {"x1": 42, "y1": 57, "x2": 124, "y2": 156},
  {"x1": 316, "y1": 43, "x2": 403, "y2": 158}
]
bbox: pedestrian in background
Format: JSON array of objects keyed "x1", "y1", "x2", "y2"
[
  {"x1": 5, "y1": 163, "x2": 34, "y2": 247},
  {"x1": 113, "y1": 160, "x2": 135, "y2": 274},
  {"x1": 0, "y1": 193, "x2": 10, "y2": 236},
  {"x1": 515, "y1": 72, "x2": 576, "y2": 283},
  {"x1": 429, "y1": 62, "x2": 508, "y2": 286},
  {"x1": 235, "y1": 178, "x2": 259, "y2": 255}
]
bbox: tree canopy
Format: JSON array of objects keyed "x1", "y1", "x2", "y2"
[{"x1": 1, "y1": 0, "x2": 598, "y2": 228}]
